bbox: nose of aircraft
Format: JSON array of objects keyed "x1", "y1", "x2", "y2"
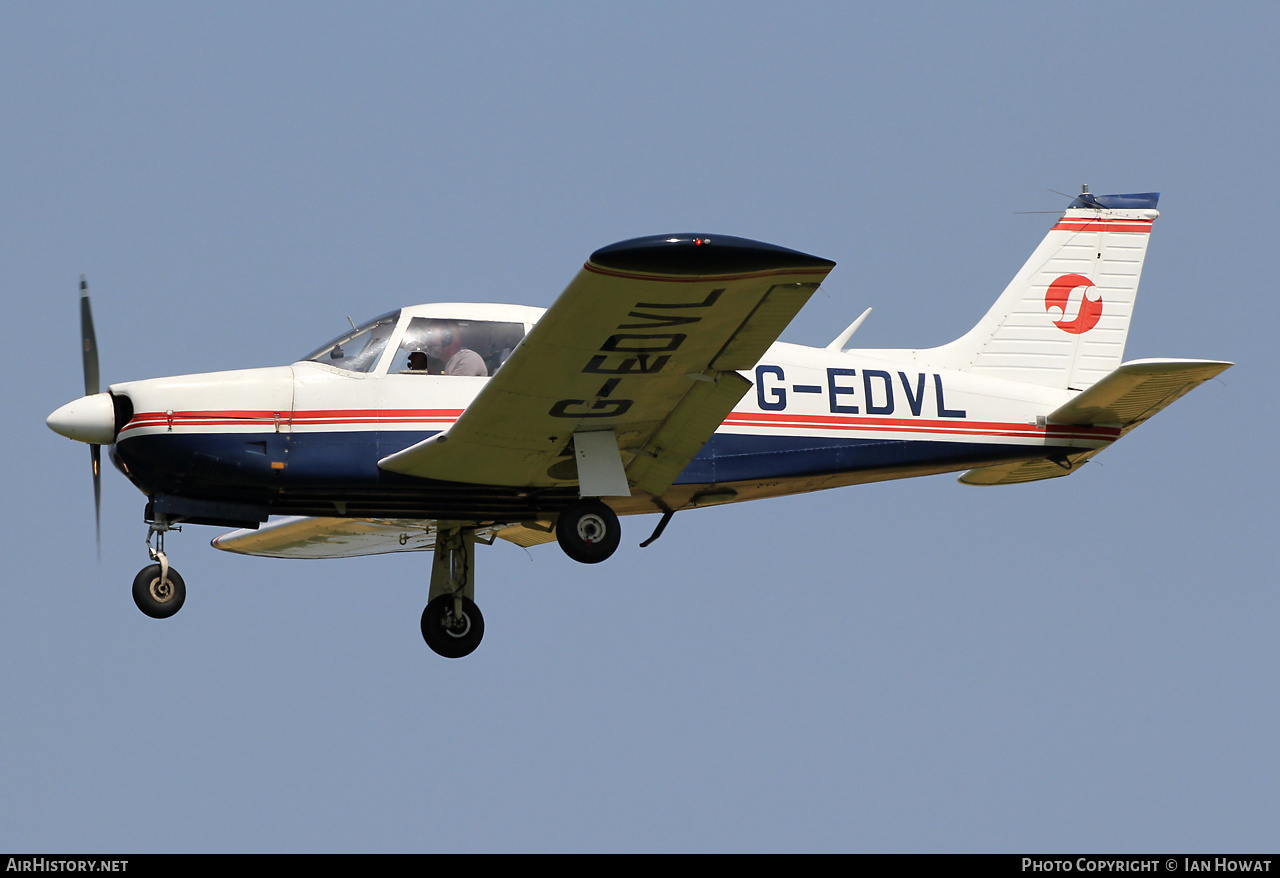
[{"x1": 47, "y1": 392, "x2": 118, "y2": 444}]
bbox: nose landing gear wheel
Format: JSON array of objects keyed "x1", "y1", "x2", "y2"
[
  {"x1": 132, "y1": 564, "x2": 186, "y2": 618},
  {"x1": 556, "y1": 498, "x2": 621, "y2": 564},
  {"x1": 421, "y1": 594, "x2": 485, "y2": 658}
]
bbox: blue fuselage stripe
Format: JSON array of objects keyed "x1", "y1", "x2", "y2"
[{"x1": 115, "y1": 428, "x2": 1043, "y2": 505}]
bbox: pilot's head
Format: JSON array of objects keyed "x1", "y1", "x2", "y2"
[{"x1": 422, "y1": 324, "x2": 460, "y2": 360}]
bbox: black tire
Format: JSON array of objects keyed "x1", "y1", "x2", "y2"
[
  {"x1": 420, "y1": 594, "x2": 485, "y2": 658},
  {"x1": 132, "y1": 564, "x2": 186, "y2": 619},
  {"x1": 556, "y1": 498, "x2": 621, "y2": 564}
]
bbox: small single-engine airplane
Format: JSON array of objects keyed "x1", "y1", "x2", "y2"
[{"x1": 48, "y1": 188, "x2": 1231, "y2": 657}]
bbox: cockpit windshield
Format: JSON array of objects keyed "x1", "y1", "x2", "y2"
[{"x1": 303, "y1": 310, "x2": 400, "y2": 373}]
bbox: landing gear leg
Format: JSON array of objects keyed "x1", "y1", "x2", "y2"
[
  {"x1": 420, "y1": 526, "x2": 484, "y2": 658},
  {"x1": 133, "y1": 518, "x2": 186, "y2": 619}
]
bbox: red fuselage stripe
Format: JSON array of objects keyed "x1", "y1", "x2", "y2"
[{"x1": 120, "y1": 408, "x2": 1117, "y2": 443}]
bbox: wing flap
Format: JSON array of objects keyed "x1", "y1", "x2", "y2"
[{"x1": 626, "y1": 370, "x2": 752, "y2": 495}]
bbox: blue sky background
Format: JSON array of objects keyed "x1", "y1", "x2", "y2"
[{"x1": 2, "y1": 2, "x2": 1275, "y2": 852}]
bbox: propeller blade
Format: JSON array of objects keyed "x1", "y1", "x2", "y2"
[
  {"x1": 81, "y1": 277, "x2": 103, "y2": 558},
  {"x1": 91, "y1": 443, "x2": 102, "y2": 558},
  {"x1": 80, "y1": 276, "x2": 99, "y2": 397}
]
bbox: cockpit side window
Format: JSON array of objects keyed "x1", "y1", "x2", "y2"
[
  {"x1": 395, "y1": 318, "x2": 526, "y2": 377},
  {"x1": 303, "y1": 311, "x2": 400, "y2": 373}
]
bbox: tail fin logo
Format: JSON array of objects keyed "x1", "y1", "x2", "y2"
[{"x1": 1045, "y1": 274, "x2": 1102, "y2": 334}]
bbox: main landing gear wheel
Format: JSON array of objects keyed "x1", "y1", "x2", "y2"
[
  {"x1": 421, "y1": 594, "x2": 485, "y2": 659},
  {"x1": 132, "y1": 564, "x2": 186, "y2": 619},
  {"x1": 556, "y1": 498, "x2": 621, "y2": 564}
]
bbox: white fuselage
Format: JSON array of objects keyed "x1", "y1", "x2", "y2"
[{"x1": 96, "y1": 303, "x2": 1110, "y2": 526}]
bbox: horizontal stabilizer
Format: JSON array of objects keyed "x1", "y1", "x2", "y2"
[
  {"x1": 959, "y1": 453, "x2": 1095, "y2": 486},
  {"x1": 1045, "y1": 358, "x2": 1232, "y2": 435},
  {"x1": 960, "y1": 358, "x2": 1231, "y2": 486}
]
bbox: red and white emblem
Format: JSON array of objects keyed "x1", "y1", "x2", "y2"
[{"x1": 1045, "y1": 273, "x2": 1101, "y2": 334}]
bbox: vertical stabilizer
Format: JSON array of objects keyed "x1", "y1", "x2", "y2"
[{"x1": 923, "y1": 190, "x2": 1160, "y2": 390}]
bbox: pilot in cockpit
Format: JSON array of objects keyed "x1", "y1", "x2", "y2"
[{"x1": 402, "y1": 320, "x2": 488, "y2": 376}]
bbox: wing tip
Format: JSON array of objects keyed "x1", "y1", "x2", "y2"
[{"x1": 589, "y1": 233, "x2": 834, "y2": 277}]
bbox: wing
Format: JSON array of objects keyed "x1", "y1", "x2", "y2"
[
  {"x1": 212, "y1": 516, "x2": 556, "y2": 559},
  {"x1": 378, "y1": 234, "x2": 835, "y2": 498},
  {"x1": 960, "y1": 358, "x2": 1232, "y2": 486}
]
